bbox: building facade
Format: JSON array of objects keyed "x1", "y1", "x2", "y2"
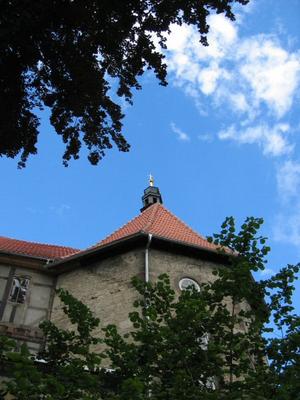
[{"x1": 0, "y1": 183, "x2": 229, "y2": 351}]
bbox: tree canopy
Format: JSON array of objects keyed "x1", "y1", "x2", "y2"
[
  {"x1": 1, "y1": 216, "x2": 299, "y2": 399},
  {"x1": 1, "y1": 0, "x2": 249, "y2": 167}
]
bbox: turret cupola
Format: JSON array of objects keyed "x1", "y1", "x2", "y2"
[{"x1": 141, "y1": 174, "x2": 163, "y2": 212}]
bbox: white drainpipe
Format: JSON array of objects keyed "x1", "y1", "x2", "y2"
[{"x1": 145, "y1": 233, "x2": 153, "y2": 283}]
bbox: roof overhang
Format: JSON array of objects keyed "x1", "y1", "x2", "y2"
[
  {"x1": 47, "y1": 232, "x2": 231, "y2": 275},
  {"x1": 0, "y1": 251, "x2": 54, "y2": 272}
]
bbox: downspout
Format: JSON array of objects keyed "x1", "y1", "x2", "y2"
[
  {"x1": 145, "y1": 233, "x2": 153, "y2": 398},
  {"x1": 145, "y1": 233, "x2": 152, "y2": 283}
]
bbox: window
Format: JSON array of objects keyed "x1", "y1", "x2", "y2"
[
  {"x1": 198, "y1": 376, "x2": 216, "y2": 390},
  {"x1": 179, "y1": 277, "x2": 200, "y2": 292},
  {"x1": 197, "y1": 332, "x2": 209, "y2": 350},
  {"x1": 8, "y1": 276, "x2": 30, "y2": 304}
]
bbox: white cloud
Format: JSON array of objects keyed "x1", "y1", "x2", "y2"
[
  {"x1": 237, "y1": 0, "x2": 258, "y2": 15},
  {"x1": 218, "y1": 123, "x2": 293, "y2": 157},
  {"x1": 273, "y1": 207, "x2": 300, "y2": 247},
  {"x1": 165, "y1": 9, "x2": 300, "y2": 253},
  {"x1": 198, "y1": 133, "x2": 213, "y2": 142},
  {"x1": 197, "y1": 62, "x2": 229, "y2": 95},
  {"x1": 273, "y1": 160, "x2": 300, "y2": 247},
  {"x1": 260, "y1": 268, "x2": 275, "y2": 277},
  {"x1": 237, "y1": 38, "x2": 300, "y2": 118},
  {"x1": 227, "y1": 92, "x2": 250, "y2": 113},
  {"x1": 276, "y1": 160, "x2": 300, "y2": 201},
  {"x1": 166, "y1": 15, "x2": 236, "y2": 91},
  {"x1": 166, "y1": 15, "x2": 300, "y2": 122},
  {"x1": 164, "y1": 13, "x2": 300, "y2": 158},
  {"x1": 170, "y1": 122, "x2": 190, "y2": 142}
]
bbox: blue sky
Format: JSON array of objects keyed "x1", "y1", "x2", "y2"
[{"x1": 1, "y1": 0, "x2": 300, "y2": 298}]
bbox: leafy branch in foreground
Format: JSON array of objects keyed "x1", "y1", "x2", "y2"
[
  {"x1": 1, "y1": 0, "x2": 249, "y2": 167},
  {"x1": 1, "y1": 216, "x2": 299, "y2": 399},
  {"x1": 1, "y1": 289, "x2": 104, "y2": 400}
]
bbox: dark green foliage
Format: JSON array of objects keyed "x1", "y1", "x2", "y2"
[
  {"x1": 1, "y1": 217, "x2": 299, "y2": 399},
  {"x1": 0, "y1": 0, "x2": 248, "y2": 167},
  {"x1": 1, "y1": 289, "x2": 104, "y2": 399}
]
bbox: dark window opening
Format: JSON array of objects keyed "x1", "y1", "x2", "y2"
[{"x1": 9, "y1": 277, "x2": 30, "y2": 304}]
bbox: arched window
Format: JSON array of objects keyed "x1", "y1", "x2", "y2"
[{"x1": 179, "y1": 277, "x2": 200, "y2": 292}]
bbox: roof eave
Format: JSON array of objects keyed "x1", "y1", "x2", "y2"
[
  {"x1": 47, "y1": 232, "x2": 149, "y2": 273},
  {"x1": 48, "y1": 232, "x2": 230, "y2": 274},
  {"x1": 148, "y1": 234, "x2": 231, "y2": 264},
  {"x1": 0, "y1": 250, "x2": 54, "y2": 262},
  {"x1": 0, "y1": 251, "x2": 55, "y2": 271}
]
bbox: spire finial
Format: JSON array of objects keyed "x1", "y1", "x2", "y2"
[
  {"x1": 149, "y1": 173, "x2": 154, "y2": 187},
  {"x1": 141, "y1": 175, "x2": 163, "y2": 212}
]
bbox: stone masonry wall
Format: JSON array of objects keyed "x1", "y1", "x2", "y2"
[
  {"x1": 51, "y1": 249, "x2": 145, "y2": 340},
  {"x1": 149, "y1": 248, "x2": 249, "y2": 335},
  {"x1": 51, "y1": 247, "x2": 222, "y2": 340},
  {"x1": 149, "y1": 249, "x2": 219, "y2": 294}
]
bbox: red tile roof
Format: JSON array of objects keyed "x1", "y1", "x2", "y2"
[
  {"x1": 0, "y1": 236, "x2": 79, "y2": 260},
  {"x1": 0, "y1": 204, "x2": 218, "y2": 263},
  {"x1": 96, "y1": 203, "x2": 217, "y2": 251}
]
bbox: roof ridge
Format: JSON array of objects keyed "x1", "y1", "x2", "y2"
[
  {"x1": 0, "y1": 235, "x2": 79, "y2": 251},
  {"x1": 142, "y1": 203, "x2": 160, "y2": 232}
]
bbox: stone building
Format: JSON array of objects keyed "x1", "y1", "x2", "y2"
[{"x1": 0, "y1": 182, "x2": 228, "y2": 351}]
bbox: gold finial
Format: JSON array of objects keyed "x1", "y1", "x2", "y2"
[{"x1": 149, "y1": 173, "x2": 154, "y2": 187}]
